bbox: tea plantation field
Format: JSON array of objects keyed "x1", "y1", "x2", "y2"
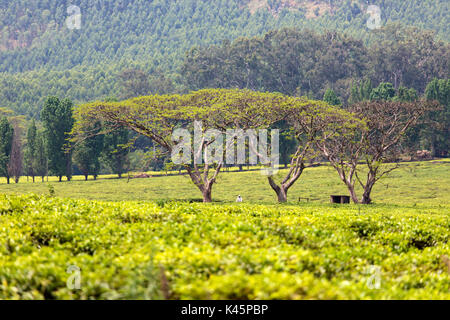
[
  {"x1": 0, "y1": 195, "x2": 449, "y2": 299},
  {"x1": 0, "y1": 161, "x2": 449, "y2": 299},
  {"x1": 0, "y1": 160, "x2": 449, "y2": 205}
]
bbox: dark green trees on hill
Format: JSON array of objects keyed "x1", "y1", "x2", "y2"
[
  {"x1": 0, "y1": 117, "x2": 14, "y2": 184},
  {"x1": 423, "y1": 79, "x2": 450, "y2": 157},
  {"x1": 118, "y1": 69, "x2": 151, "y2": 100},
  {"x1": 323, "y1": 89, "x2": 342, "y2": 106},
  {"x1": 73, "y1": 121, "x2": 104, "y2": 181},
  {"x1": 0, "y1": 1, "x2": 449, "y2": 117},
  {"x1": 8, "y1": 122, "x2": 23, "y2": 184},
  {"x1": 34, "y1": 131, "x2": 48, "y2": 182},
  {"x1": 181, "y1": 27, "x2": 448, "y2": 102},
  {"x1": 101, "y1": 128, "x2": 129, "y2": 179}
]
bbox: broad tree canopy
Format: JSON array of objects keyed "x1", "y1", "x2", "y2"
[{"x1": 73, "y1": 89, "x2": 299, "y2": 202}]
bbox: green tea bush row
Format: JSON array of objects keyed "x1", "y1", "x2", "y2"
[{"x1": 0, "y1": 194, "x2": 449, "y2": 299}]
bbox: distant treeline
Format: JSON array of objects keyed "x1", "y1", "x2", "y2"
[
  {"x1": 181, "y1": 25, "x2": 449, "y2": 101},
  {"x1": 0, "y1": 77, "x2": 448, "y2": 187}
]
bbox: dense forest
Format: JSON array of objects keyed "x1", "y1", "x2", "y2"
[
  {"x1": 182, "y1": 25, "x2": 448, "y2": 100},
  {"x1": 0, "y1": 0, "x2": 449, "y2": 117}
]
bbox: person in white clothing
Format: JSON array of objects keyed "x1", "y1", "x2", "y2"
[{"x1": 236, "y1": 195, "x2": 242, "y2": 202}]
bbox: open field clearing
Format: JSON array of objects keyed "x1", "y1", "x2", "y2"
[{"x1": 0, "y1": 160, "x2": 449, "y2": 205}]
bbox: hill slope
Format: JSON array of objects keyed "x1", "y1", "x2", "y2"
[
  {"x1": 1, "y1": 0, "x2": 448, "y2": 73},
  {"x1": 0, "y1": 0, "x2": 448, "y2": 116}
]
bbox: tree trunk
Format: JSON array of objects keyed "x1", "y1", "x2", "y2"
[
  {"x1": 268, "y1": 177, "x2": 288, "y2": 203},
  {"x1": 202, "y1": 186, "x2": 212, "y2": 203},
  {"x1": 276, "y1": 187, "x2": 288, "y2": 203},
  {"x1": 6, "y1": 177, "x2": 10, "y2": 184},
  {"x1": 118, "y1": 173, "x2": 122, "y2": 179},
  {"x1": 84, "y1": 175, "x2": 88, "y2": 181},
  {"x1": 430, "y1": 135, "x2": 437, "y2": 158},
  {"x1": 346, "y1": 183, "x2": 359, "y2": 204},
  {"x1": 66, "y1": 153, "x2": 72, "y2": 182},
  {"x1": 59, "y1": 176, "x2": 62, "y2": 182},
  {"x1": 32, "y1": 176, "x2": 35, "y2": 183},
  {"x1": 361, "y1": 192, "x2": 372, "y2": 205},
  {"x1": 186, "y1": 167, "x2": 217, "y2": 203},
  {"x1": 361, "y1": 178, "x2": 376, "y2": 204}
]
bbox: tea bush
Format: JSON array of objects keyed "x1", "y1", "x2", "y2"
[{"x1": 0, "y1": 194, "x2": 449, "y2": 299}]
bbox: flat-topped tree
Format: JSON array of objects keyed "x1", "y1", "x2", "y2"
[
  {"x1": 183, "y1": 90, "x2": 359, "y2": 203},
  {"x1": 183, "y1": 89, "x2": 291, "y2": 201},
  {"x1": 317, "y1": 100, "x2": 436, "y2": 204},
  {"x1": 267, "y1": 100, "x2": 361, "y2": 203},
  {"x1": 73, "y1": 89, "x2": 290, "y2": 202}
]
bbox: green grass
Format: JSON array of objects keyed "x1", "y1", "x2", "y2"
[{"x1": 0, "y1": 160, "x2": 449, "y2": 205}]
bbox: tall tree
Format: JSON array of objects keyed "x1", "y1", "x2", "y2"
[
  {"x1": 0, "y1": 116, "x2": 14, "y2": 184},
  {"x1": 423, "y1": 78, "x2": 450, "y2": 157},
  {"x1": 369, "y1": 24, "x2": 449, "y2": 92},
  {"x1": 24, "y1": 119, "x2": 37, "y2": 182},
  {"x1": 101, "y1": 127, "x2": 129, "y2": 178},
  {"x1": 73, "y1": 121, "x2": 104, "y2": 180},
  {"x1": 34, "y1": 130, "x2": 48, "y2": 182},
  {"x1": 40, "y1": 96, "x2": 74, "y2": 182},
  {"x1": 8, "y1": 123, "x2": 23, "y2": 184},
  {"x1": 317, "y1": 100, "x2": 434, "y2": 204}
]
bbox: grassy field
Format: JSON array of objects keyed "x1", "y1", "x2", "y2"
[
  {"x1": 0, "y1": 160, "x2": 449, "y2": 205},
  {"x1": 0, "y1": 160, "x2": 449, "y2": 300}
]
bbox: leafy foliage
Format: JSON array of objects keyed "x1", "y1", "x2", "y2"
[
  {"x1": 0, "y1": 116, "x2": 13, "y2": 183},
  {"x1": 40, "y1": 97, "x2": 74, "y2": 181},
  {"x1": 23, "y1": 120, "x2": 37, "y2": 181}
]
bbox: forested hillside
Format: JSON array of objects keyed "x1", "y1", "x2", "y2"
[
  {"x1": 0, "y1": 0, "x2": 449, "y2": 117},
  {"x1": 182, "y1": 25, "x2": 448, "y2": 100}
]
